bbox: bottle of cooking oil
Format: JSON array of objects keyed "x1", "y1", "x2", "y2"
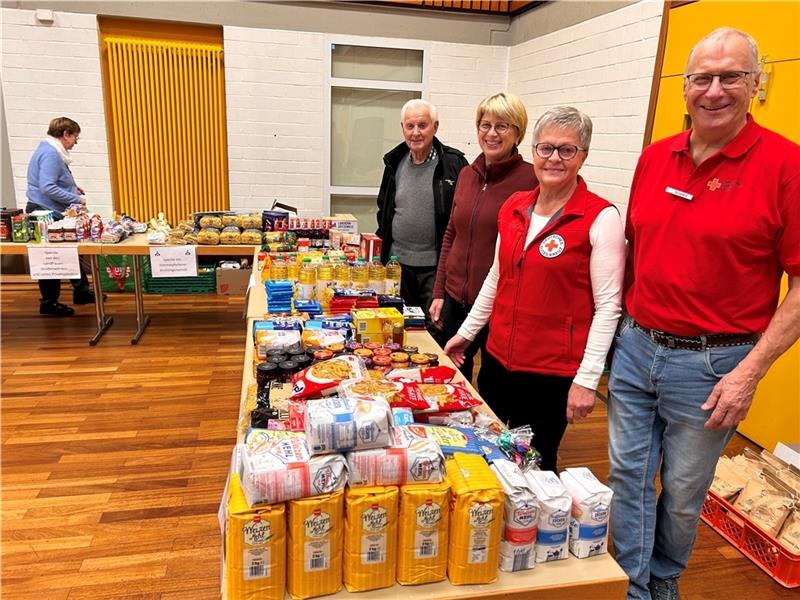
[
  {"x1": 334, "y1": 257, "x2": 351, "y2": 289},
  {"x1": 368, "y1": 256, "x2": 386, "y2": 295},
  {"x1": 351, "y1": 257, "x2": 369, "y2": 289},
  {"x1": 270, "y1": 255, "x2": 288, "y2": 281},
  {"x1": 385, "y1": 255, "x2": 402, "y2": 296},
  {"x1": 286, "y1": 252, "x2": 300, "y2": 282},
  {"x1": 316, "y1": 256, "x2": 334, "y2": 310},
  {"x1": 297, "y1": 257, "x2": 317, "y2": 300}
]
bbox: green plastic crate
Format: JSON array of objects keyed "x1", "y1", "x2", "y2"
[
  {"x1": 144, "y1": 263, "x2": 216, "y2": 294},
  {"x1": 98, "y1": 255, "x2": 149, "y2": 293}
]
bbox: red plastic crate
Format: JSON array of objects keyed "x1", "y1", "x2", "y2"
[{"x1": 701, "y1": 489, "x2": 800, "y2": 588}]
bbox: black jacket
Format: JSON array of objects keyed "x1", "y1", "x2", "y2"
[{"x1": 375, "y1": 136, "x2": 468, "y2": 265}]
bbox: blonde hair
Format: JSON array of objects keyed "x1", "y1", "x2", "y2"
[{"x1": 475, "y1": 92, "x2": 528, "y2": 143}]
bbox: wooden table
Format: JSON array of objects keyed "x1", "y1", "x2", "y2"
[
  {"x1": 1, "y1": 240, "x2": 113, "y2": 345},
  {"x1": 2, "y1": 235, "x2": 262, "y2": 345},
  {"x1": 238, "y1": 282, "x2": 629, "y2": 600}
]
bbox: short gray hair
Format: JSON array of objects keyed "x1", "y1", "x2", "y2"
[
  {"x1": 686, "y1": 27, "x2": 760, "y2": 73},
  {"x1": 401, "y1": 99, "x2": 438, "y2": 123},
  {"x1": 532, "y1": 106, "x2": 593, "y2": 150}
]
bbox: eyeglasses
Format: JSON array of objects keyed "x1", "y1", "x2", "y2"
[
  {"x1": 533, "y1": 143, "x2": 585, "y2": 161},
  {"x1": 478, "y1": 121, "x2": 513, "y2": 134},
  {"x1": 684, "y1": 71, "x2": 754, "y2": 90}
]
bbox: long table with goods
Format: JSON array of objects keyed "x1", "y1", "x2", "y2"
[
  {"x1": 231, "y1": 281, "x2": 629, "y2": 600},
  {"x1": 1, "y1": 235, "x2": 261, "y2": 345}
]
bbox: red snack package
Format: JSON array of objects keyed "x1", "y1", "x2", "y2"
[
  {"x1": 290, "y1": 355, "x2": 365, "y2": 400},
  {"x1": 398, "y1": 381, "x2": 483, "y2": 413},
  {"x1": 385, "y1": 365, "x2": 456, "y2": 384}
]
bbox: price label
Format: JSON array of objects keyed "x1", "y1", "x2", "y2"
[
  {"x1": 149, "y1": 246, "x2": 198, "y2": 278},
  {"x1": 27, "y1": 245, "x2": 80, "y2": 280}
]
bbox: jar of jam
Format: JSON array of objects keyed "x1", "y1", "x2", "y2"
[
  {"x1": 313, "y1": 349, "x2": 334, "y2": 362},
  {"x1": 47, "y1": 222, "x2": 64, "y2": 243},
  {"x1": 410, "y1": 353, "x2": 430, "y2": 366},
  {"x1": 354, "y1": 348, "x2": 373, "y2": 360},
  {"x1": 389, "y1": 352, "x2": 409, "y2": 364},
  {"x1": 372, "y1": 355, "x2": 392, "y2": 372},
  {"x1": 424, "y1": 352, "x2": 439, "y2": 367},
  {"x1": 385, "y1": 342, "x2": 402, "y2": 352},
  {"x1": 345, "y1": 341, "x2": 363, "y2": 353},
  {"x1": 364, "y1": 342, "x2": 382, "y2": 351},
  {"x1": 278, "y1": 360, "x2": 298, "y2": 382},
  {"x1": 328, "y1": 342, "x2": 345, "y2": 354},
  {"x1": 373, "y1": 347, "x2": 392, "y2": 357},
  {"x1": 402, "y1": 345, "x2": 419, "y2": 355},
  {"x1": 256, "y1": 361, "x2": 279, "y2": 388}
]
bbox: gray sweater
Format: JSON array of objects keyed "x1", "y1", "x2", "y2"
[{"x1": 389, "y1": 155, "x2": 439, "y2": 267}]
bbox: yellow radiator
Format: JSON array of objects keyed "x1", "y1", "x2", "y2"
[
  {"x1": 396, "y1": 480, "x2": 451, "y2": 585},
  {"x1": 104, "y1": 36, "x2": 229, "y2": 226}
]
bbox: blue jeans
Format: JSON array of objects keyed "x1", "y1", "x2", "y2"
[{"x1": 607, "y1": 317, "x2": 755, "y2": 600}]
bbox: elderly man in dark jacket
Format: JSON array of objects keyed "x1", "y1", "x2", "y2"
[{"x1": 376, "y1": 99, "x2": 467, "y2": 330}]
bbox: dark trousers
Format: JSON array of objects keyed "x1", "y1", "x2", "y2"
[
  {"x1": 399, "y1": 263, "x2": 440, "y2": 341},
  {"x1": 441, "y1": 293, "x2": 490, "y2": 387},
  {"x1": 479, "y1": 349, "x2": 572, "y2": 473},
  {"x1": 25, "y1": 202, "x2": 90, "y2": 304}
]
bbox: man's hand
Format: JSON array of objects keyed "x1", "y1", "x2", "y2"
[
  {"x1": 443, "y1": 334, "x2": 470, "y2": 368},
  {"x1": 429, "y1": 298, "x2": 444, "y2": 330},
  {"x1": 701, "y1": 364, "x2": 759, "y2": 430},
  {"x1": 566, "y1": 382, "x2": 596, "y2": 424}
]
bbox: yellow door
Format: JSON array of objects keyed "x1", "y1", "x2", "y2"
[{"x1": 650, "y1": 1, "x2": 800, "y2": 450}]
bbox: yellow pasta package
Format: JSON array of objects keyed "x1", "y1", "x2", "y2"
[
  {"x1": 287, "y1": 490, "x2": 344, "y2": 600},
  {"x1": 396, "y1": 480, "x2": 451, "y2": 585},
  {"x1": 343, "y1": 485, "x2": 399, "y2": 592},
  {"x1": 224, "y1": 473, "x2": 286, "y2": 600},
  {"x1": 446, "y1": 453, "x2": 504, "y2": 585}
]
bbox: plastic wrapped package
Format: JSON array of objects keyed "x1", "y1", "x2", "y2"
[
  {"x1": 222, "y1": 214, "x2": 239, "y2": 227},
  {"x1": 525, "y1": 470, "x2": 571, "y2": 563},
  {"x1": 305, "y1": 397, "x2": 392, "y2": 455},
  {"x1": 338, "y1": 378, "x2": 404, "y2": 404},
  {"x1": 241, "y1": 229, "x2": 263, "y2": 245},
  {"x1": 223, "y1": 473, "x2": 286, "y2": 600},
  {"x1": 220, "y1": 225, "x2": 242, "y2": 245},
  {"x1": 396, "y1": 382, "x2": 482, "y2": 413},
  {"x1": 343, "y1": 485, "x2": 399, "y2": 592},
  {"x1": 287, "y1": 491, "x2": 344, "y2": 600},
  {"x1": 346, "y1": 426, "x2": 445, "y2": 487},
  {"x1": 396, "y1": 480, "x2": 451, "y2": 585},
  {"x1": 385, "y1": 365, "x2": 457, "y2": 384},
  {"x1": 290, "y1": 355, "x2": 366, "y2": 400},
  {"x1": 198, "y1": 227, "x2": 221, "y2": 245},
  {"x1": 199, "y1": 215, "x2": 223, "y2": 229},
  {"x1": 559, "y1": 467, "x2": 612, "y2": 558},
  {"x1": 491, "y1": 459, "x2": 538, "y2": 572}
]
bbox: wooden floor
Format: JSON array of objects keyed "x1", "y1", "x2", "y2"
[{"x1": 1, "y1": 282, "x2": 795, "y2": 599}]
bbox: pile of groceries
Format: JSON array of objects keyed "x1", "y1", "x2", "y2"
[{"x1": 219, "y1": 311, "x2": 615, "y2": 599}]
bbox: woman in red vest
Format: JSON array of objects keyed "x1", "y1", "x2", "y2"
[{"x1": 444, "y1": 106, "x2": 625, "y2": 472}]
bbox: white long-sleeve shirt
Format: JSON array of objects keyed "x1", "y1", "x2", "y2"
[{"x1": 456, "y1": 205, "x2": 626, "y2": 390}]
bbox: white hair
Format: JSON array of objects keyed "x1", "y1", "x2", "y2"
[
  {"x1": 686, "y1": 27, "x2": 760, "y2": 73},
  {"x1": 401, "y1": 99, "x2": 438, "y2": 123}
]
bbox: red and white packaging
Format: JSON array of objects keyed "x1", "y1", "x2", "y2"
[
  {"x1": 491, "y1": 459, "x2": 539, "y2": 572},
  {"x1": 360, "y1": 233, "x2": 382, "y2": 261},
  {"x1": 385, "y1": 365, "x2": 456, "y2": 384},
  {"x1": 396, "y1": 381, "x2": 482, "y2": 413},
  {"x1": 290, "y1": 355, "x2": 366, "y2": 400}
]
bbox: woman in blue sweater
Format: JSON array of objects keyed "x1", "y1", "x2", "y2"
[{"x1": 26, "y1": 117, "x2": 95, "y2": 316}]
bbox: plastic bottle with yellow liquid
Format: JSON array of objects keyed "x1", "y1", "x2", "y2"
[
  {"x1": 316, "y1": 256, "x2": 335, "y2": 310},
  {"x1": 385, "y1": 255, "x2": 402, "y2": 296},
  {"x1": 270, "y1": 255, "x2": 288, "y2": 281},
  {"x1": 368, "y1": 257, "x2": 386, "y2": 295},
  {"x1": 297, "y1": 257, "x2": 317, "y2": 300},
  {"x1": 351, "y1": 257, "x2": 369, "y2": 289},
  {"x1": 334, "y1": 257, "x2": 351, "y2": 289},
  {"x1": 286, "y1": 252, "x2": 301, "y2": 282}
]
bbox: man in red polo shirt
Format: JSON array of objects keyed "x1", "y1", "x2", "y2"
[{"x1": 608, "y1": 28, "x2": 800, "y2": 600}]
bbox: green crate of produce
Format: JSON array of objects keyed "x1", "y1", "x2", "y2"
[
  {"x1": 144, "y1": 263, "x2": 216, "y2": 294},
  {"x1": 98, "y1": 255, "x2": 149, "y2": 293}
]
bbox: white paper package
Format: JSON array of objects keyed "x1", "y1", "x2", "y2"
[
  {"x1": 346, "y1": 426, "x2": 445, "y2": 487},
  {"x1": 238, "y1": 432, "x2": 347, "y2": 506},
  {"x1": 525, "y1": 470, "x2": 571, "y2": 563},
  {"x1": 305, "y1": 397, "x2": 393, "y2": 455},
  {"x1": 490, "y1": 459, "x2": 539, "y2": 572},
  {"x1": 559, "y1": 467, "x2": 613, "y2": 558}
]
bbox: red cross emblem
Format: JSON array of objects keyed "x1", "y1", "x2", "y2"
[
  {"x1": 707, "y1": 178, "x2": 722, "y2": 191},
  {"x1": 539, "y1": 234, "x2": 565, "y2": 258},
  {"x1": 544, "y1": 239, "x2": 559, "y2": 252}
]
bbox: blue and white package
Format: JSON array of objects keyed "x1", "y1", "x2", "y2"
[
  {"x1": 305, "y1": 396, "x2": 392, "y2": 455},
  {"x1": 559, "y1": 467, "x2": 612, "y2": 558},
  {"x1": 525, "y1": 470, "x2": 571, "y2": 563}
]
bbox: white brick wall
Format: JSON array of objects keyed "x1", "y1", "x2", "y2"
[
  {"x1": 224, "y1": 26, "x2": 325, "y2": 215},
  {"x1": 1, "y1": 8, "x2": 113, "y2": 215},
  {"x1": 508, "y1": 0, "x2": 663, "y2": 212}
]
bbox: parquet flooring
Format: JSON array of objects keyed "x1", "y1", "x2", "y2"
[{"x1": 1, "y1": 281, "x2": 795, "y2": 599}]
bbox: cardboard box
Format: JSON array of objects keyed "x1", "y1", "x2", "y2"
[
  {"x1": 332, "y1": 213, "x2": 359, "y2": 235},
  {"x1": 329, "y1": 229, "x2": 361, "y2": 251},
  {"x1": 216, "y1": 266, "x2": 253, "y2": 295},
  {"x1": 360, "y1": 233, "x2": 382, "y2": 262},
  {"x1": 353, "y1": 307, "x2": 404, "y2": 335}
]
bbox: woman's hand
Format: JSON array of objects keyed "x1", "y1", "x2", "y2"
[
  {"x1": 79, "y1": 195, "x2": 87, "y2": 206},
  {"x1": 566, "y1": 382, "x2": 596, "y2": 424},
  {"x1": 443, "y1": 334, "x2": 470, "y2": 367},
  {"x1": 429, "y1": 298, "x2": 444, "y2": 329},
  {"x1": 77, "y1": 186, "x2": 85, "y2": 195}
]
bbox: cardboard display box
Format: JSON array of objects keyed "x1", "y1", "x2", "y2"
[{"x1": 216, "y1": 266, "x2": 253, "y2": 295}]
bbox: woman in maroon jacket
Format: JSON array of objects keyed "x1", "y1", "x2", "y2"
[{"x1": 429, "y1": 92, "x2": 537, "y2": 386}]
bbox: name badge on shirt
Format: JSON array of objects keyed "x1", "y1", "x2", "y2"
[{"x1": 665, "y1": 186, "x2": 693, "y2": 201}]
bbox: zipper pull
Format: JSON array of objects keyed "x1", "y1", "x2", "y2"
[
  {"x1": 516, "y1": 248, "x2": 526, "y2": 268},
  {"x1": 481, "y1": 182, "x2": 487, "y2": 192}
]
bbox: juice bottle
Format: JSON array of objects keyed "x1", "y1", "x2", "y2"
[
  {"x1": 368, "y1": 256, "x2": 386, "y2": 295},
  {"x1": 297, "y1": 257, "x2": 317, "y2": 300},
  {"x1": 316, "y1": 256, "x2": 334, "y2": 310},
  {"x1": 270, "y1": 255, "x2": 288, "y2": 281},
  {"x1": 385, "y1": 255, "x2": 402, "y2": 296},
  {"x1": 334, "y1": 257, "x2": 351, "y2": 289},
  {"x1": 286, "y1": 252, "x2": 300, "y2": 282},
  {"x1": 351, "y1": 257, "x2": 369, "y2": 289}
]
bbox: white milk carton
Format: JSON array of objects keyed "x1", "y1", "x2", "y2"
[
  {"x1": 559, "y1": 467, "x2": 613, "y2": 558},
  {"x1": 490, "y1": 459, "x2": 538, "y2": 572},
  {"x1": 525, "y1": 470, "x2": 571, "y2": 563}
]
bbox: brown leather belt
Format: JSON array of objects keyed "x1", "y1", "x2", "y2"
[{"x1": 631, "y1": 320, "x2": 760, "y2": 351}]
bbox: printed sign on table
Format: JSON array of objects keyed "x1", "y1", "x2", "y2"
[
  {"x1": 149, "y1": 246, "x2": 198, "y2": 278},
  {"x1": 27, "y1": 245, "x2": 80, "y2": 280}
]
